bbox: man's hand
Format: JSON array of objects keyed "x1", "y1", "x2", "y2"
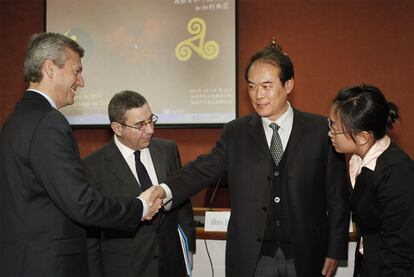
[
  {"x1": 148, "y1": 185, "x2": 167, "y2": 206},
  {"x1": 321, "y1": 257, "x2": 338, "y2": 277},
  {"x1": 139, "y1": 186, "x2": 163, "y2": 220},
  {"x1": 144, "y1": 198, "x2": 162, "y2": 220}
]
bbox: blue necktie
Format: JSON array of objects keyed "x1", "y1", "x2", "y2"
[
  {"x1": 269, "y1": 123, "x2": 284, "y2": 167},
  {"x1": 134, "y1": 150, "x2": 152, "y2": 191}
]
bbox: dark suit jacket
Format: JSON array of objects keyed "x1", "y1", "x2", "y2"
[
  {"x1": 84, "y1": 137, "x2": 196, "y2": 277},
  {"x1": 0, "y1": 91, "x2": 143, "y2": 276},
  {"x1": 166, "y1": 110, "x2": 351, "y2": 277},
  {"x1": 351, "y1": 143, "x2": 414, "y2": 277}
]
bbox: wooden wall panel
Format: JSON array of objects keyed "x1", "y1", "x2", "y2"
[
  {"x1": 0, "y1": 0, "x2": 45, "y2": 126},
  {"x1": 237, "y1": 0, "x2": 414, "y2": 153}
]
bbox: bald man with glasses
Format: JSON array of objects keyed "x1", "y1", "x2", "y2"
[{"x1": 84, "y1": 90, "x2": 195, "y2": 277}]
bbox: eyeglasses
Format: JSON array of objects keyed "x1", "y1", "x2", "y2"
[
  {"x1": 327, "y1": 118, "x2": 353, "y2": 136},
  {"x1": 117, "y1": 114, "x2": 158, "y2": 131}
]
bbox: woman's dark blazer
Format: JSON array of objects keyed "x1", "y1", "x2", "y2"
[{"x1": 352, "y1": 143, "x2": 414, "y2": 276}]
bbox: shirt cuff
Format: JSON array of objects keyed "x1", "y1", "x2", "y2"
[
  {"x1": 137, "y1": 196, "x2": 148, "y2": 220},
  {"x1": 159, "y1": 183, "x2": 172, "y2": 210}
]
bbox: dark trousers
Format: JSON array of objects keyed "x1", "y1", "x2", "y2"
[{"x1": 255, "y1": 248, "x2": 297, "y2": 277}]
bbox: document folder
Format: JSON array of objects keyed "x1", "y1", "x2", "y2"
[{"x1": 178, "y1": 224, "x2": 191, "y2": 276}]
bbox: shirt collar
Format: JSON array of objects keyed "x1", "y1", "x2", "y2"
[
  {"x1": 348, "y1": 135, "x2": 391, "y2": 187},
  {"x1": 114, "y1": 135, "x2": 149, "y2": 159},
  {"x1": 261, "y1": 102, "x2": 294, "y2": 130},
  {"x1": 27, "y1": 89, "x2": 57, "y2": 109},
  {"x1": 114, "y1": 135, "x2": 135, "y2": 160}
]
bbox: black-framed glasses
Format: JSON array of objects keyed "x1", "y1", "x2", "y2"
[
  {"x1": 327, "y1": 118, "x2": 353, "y2": 136},
  {"x1": 117, "y1": 114, "x2": 158, "y2": 131}
]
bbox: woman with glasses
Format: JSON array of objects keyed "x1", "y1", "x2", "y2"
[{"x1": 328, "y1": 84, "x2": 414, "y2": 276}]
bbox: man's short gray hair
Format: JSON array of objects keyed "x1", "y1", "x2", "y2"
[{"x1": 23, "y1": 32, "x2": 84, "y2": 85}]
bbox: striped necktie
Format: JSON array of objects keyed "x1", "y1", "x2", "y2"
[{"x1": 269, "y1": 123, "x2": 284, "y2": 167}]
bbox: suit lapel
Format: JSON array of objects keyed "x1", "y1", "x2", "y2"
[
  {"x1": 247, "y1": 113, "x2": 272, "y2": 159},
  {"x1": 148, "y1": 140, "x2": 166, "y2": 183},
  {"x1": 285, "y1": 109, "x2": 307, "y2": 168},
  {"x1": 247, "y1": 111, "x2": 309, "y2": 169},
  {"x1": 247, "y1": 114, "x2": 275, "y2": 209},
  {"x1": 104, "y1": 139, "x2": 142, "y2": 194}
]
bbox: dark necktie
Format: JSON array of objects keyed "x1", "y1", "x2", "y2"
[
  {"x1": 269, "y1": 123, "x2": 284, "y2": 167},
  {"x1": 134, "y1": 150, "x2": 152, "y2": 191}
]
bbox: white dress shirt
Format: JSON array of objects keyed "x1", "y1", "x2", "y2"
[
  {"x1": 262, "y1": 102, "x2": 294, "y2": 150},
  {"x1": 114, "y1": 135, "x2": 160, "y2": 218},
  {"x1": 114, "y1": 135, "x2": 159, "y2": 186}
]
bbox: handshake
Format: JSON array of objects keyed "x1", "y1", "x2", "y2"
[{"x1": 139, "y1": 185, "x2": 168, "y2": 220}]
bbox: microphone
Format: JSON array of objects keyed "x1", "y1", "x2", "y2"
[
  {"x1": 208, "y1": 177, "x2": 222, "y2": 210},
  {"x1": 205, "y1": 177, "x2": 222, "y2": 277}
]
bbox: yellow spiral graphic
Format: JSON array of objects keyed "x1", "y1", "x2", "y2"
[
  {"x1": 188, "y1": 17, "x2": 203, "y2": 35},
  {"x1": 202, "y1": 40, "x2": 219, "y2": 60},
  {"x1": 175, "y1": 17, "x2": 219, "y2": 62},
  {"x1": 175, "y1": 41, "x2": 193, "y2": 61}
]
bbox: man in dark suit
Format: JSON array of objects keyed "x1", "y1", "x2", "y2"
[
  {"x1": 0, "y1": 32, "x2": 161, "y2": 276},
  {"x1": 84, "y1": 90, "x2": 196, "y2": 276},
  {"x1": 152, "y1": 43, "x2": 351, "y2": 276}
]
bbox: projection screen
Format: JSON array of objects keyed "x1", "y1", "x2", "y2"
[{"x1": 46, "y1": 0, "x2": 236, "y2": 126}]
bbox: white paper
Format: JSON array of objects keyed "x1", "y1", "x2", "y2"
[{"x1": 204, "y1": 211, "x2": 231, "y2": 232}]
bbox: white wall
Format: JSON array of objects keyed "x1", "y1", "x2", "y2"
[{"x1": 193, "y1": 240, "x2": 356, "y2": 277}]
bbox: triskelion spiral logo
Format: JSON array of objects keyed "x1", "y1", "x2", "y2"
[{"x1": 175, "y1": 17, "x2": 219, "y2": 61}]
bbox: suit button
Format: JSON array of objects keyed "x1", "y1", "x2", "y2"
[
  {"x1": 274, "y1": 197, "x2": 280, "y2": 203},
  {"x1": 257, "y1": 238, "x2": 262, "y2": 242},
  {"x1": 262, "y1": 207, "x2": 267, "y2": 211},
  {"x1": 274, "y1": 171, "x2": 279, "y2": 176},
  {"x1": 267, "y1": 176, "x2": 272, "y2": 181},
  {"x1": 153, "y1": 255, "x2": 159, "y2": 259},
  {"x1": 275, "y1": 221, "x2": 281, "y2": 227}
]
